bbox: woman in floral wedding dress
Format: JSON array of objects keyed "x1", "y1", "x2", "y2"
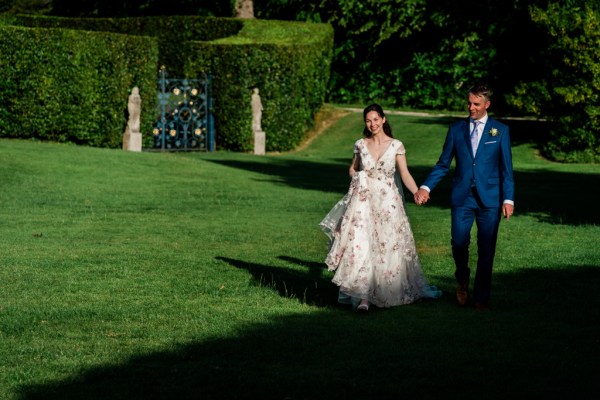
[{"x1": 320, "y1": 104, "x2": 441, "y2": 311}]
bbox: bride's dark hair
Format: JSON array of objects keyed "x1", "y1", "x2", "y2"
[{"x1": 363, "y1": 103, "x2": 393, "y2": 138}]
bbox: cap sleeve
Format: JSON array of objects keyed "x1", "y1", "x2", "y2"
[
  {"x1": 395, "y1": 140, "x2": 406, "y2": 155},
  {"x1": 353, "y1": 139, "x2": 362, "y2": 154}
]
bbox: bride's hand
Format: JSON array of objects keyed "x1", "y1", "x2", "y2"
[{"x1": 414, "y1": 189, "x2": 430, "y2": 205}]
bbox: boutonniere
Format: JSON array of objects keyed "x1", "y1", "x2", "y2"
[{"x1": 489, "y1": 128, "x2": 499, "y2": 136}]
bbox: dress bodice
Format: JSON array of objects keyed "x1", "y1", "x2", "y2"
[{"x1": 354, "y1": 138, "x2": 405, "y2": 179}]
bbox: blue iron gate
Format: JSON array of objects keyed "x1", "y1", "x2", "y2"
[{"x1": 152, "y1": 66, "x2": 215, "y2": 151}]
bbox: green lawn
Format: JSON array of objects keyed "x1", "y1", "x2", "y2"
[{"x1": 1, "y1": 109, "x2": 599, "y2": 399}]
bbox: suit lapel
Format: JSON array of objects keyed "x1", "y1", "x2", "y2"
[
  {"x1": 482, "y1": 119, "x2": 491, "y2": 139},
  {"x1": 476, "y1": 120, "x2": 488, "y2": 160},
  {"x1": 476, "y1": 119, "x2": 496, "y2": 159}
]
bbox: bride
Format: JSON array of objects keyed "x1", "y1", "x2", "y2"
[{"x1": 320, "y1": 104, "x2": 441, "y2": 312}]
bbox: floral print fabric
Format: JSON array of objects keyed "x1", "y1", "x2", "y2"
[{"x1": 320, "y1": 138, "x2": 440, "y2": 307}]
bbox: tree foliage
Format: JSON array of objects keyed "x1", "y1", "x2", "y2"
[
  {"x1": 528, "y1": 0, "x2": 600, "y2": 161},
  {"x1": 256, "y1": 0, "x2": 550, "y2": 113},
  {"x1": 255, "y1": 0, "x2": 430, "y2": 105}
]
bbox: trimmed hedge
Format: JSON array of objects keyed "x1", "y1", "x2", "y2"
[
  {"x1": 0, "y1": 23, "x2": 158, "y2": 147},
  {"x1": 0, "y1": 15, "x2": 333, "y2": 151},
  {"x1": 187, "y1": 19, "x2": 334, "y2": 151},
  {"x1": 7, "y1": 15, "x2": 243, "y2": 77}
]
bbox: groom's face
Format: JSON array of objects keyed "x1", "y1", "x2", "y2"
[{"x1": 467, "y1": 93, "x2": 490, "y2": 121}]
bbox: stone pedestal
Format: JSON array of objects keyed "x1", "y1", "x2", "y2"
[
  {"x1": 254, "y1": 130, "x2": 265, "y2": 155},
  {"x1": 123, "y1": 128, "x2": 142, "y2": 152}
]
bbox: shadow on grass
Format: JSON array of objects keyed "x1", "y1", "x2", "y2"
[
  {"x1": 16, "y1": 265, "x2": 600, "y2": 400},
  {"x1": 207, "y1": 157, "x2": 351, "y2": 194},
  {"x1": 214, "y1": 255, "x2": 340, "y2": 307},
  {"x1": 207, "y1": 155, "x2": 600, "y2": 225}
]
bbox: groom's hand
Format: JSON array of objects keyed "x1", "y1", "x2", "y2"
[{"x1": 503, "y1": 203, "x2": 514, "y2": 220}]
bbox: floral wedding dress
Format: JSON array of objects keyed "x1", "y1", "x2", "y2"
[{"x1": 320, "y1": 138, "x2": 441, "y2": 308}]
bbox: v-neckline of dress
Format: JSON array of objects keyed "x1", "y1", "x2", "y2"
[{"x1": 364, "y1": 138, "x2": 394, "y2": 163}]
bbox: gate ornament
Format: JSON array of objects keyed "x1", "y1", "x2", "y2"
[{"x1": 152, "y1": 66, "x2": 214, "y2": 151}]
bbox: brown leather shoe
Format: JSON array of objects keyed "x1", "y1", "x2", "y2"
[{"x1": 456, "y1": 283, "x2": 468, "y2": 306}]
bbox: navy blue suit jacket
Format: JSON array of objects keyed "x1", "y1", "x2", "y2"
[{"x1": 422, "y1": 117, "x2": 514, "y2": 208}]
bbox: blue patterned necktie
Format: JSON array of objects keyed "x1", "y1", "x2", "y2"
[{"x1": 471, "y1": 120, "x2": 480, "y2": 156}]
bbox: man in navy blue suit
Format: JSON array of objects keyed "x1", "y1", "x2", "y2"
[{"x1": 415, "y1": 84, "x2": 514, "y2": 311}]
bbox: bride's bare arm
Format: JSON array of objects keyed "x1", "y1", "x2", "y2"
[{"x1": 396, "y1": 154, "x2": 418, "y2": 194}]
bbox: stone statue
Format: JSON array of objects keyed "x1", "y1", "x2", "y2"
[
  {"x1": 251, "y1": 87, "x2": 263, "y2": 133},
  {"x1": 127, "y1": 86, "x2": 141, "y2": 133},
  {"x1": 251, "y1": 87, "x2": 265, "y2": 155},
  {"x1": 123, "y1": 87, "x2": 142, "y2": 152}
]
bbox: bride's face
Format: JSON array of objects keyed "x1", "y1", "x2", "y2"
[{"x1": 365, "y1": 111, "x2": 385, "y2": 135}]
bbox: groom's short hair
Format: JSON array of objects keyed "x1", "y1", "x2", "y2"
[{"x1": 468, "y1": 84, "x2": 492, "y2": 101}]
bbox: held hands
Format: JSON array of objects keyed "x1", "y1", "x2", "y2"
[{"x1": 414, "y1": 188, "x2": 430, "y2": 205}]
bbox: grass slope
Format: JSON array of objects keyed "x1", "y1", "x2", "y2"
[{"x1": 1, "y1": 110, "x2": 599, "y2": 399}]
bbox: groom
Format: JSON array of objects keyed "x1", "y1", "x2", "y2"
[{"x1": 415, "y1": 84, "x2": 514, "y2": 311}]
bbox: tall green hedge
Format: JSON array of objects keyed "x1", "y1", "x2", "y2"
[
  {"x1": 187, "y1": 19, "x2": 334, "y2": 151},
  {"x1": 7, "y1": 15, "x2": 244, "y2": 77},
  {"x1": 0, "y1": 23, "x2": 158, "y2": 147},
  {"x1": 0, "y1": 15, "x2": 333, "y2": 152}
]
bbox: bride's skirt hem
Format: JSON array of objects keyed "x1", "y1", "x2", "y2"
[{"x1": 335, "y1": 284, "x2": 441, "y2": 308}]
